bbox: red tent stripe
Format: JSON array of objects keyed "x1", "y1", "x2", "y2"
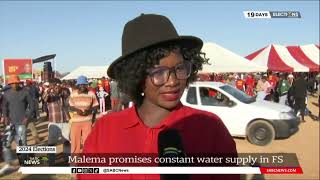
[
  {"x1": 245, "y1": 46, "x2": 267, "y2": 60},
  {"x1": 287, "y1": 46, "x2": 319, "y2": 72},
  {"x1": 268, "y1": 45, "x2": 293, "y2": 72},
  {"x1": 316, "y1": 44, "x2": 320, "y2": 49}
]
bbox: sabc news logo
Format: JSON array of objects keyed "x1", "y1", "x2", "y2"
[{"x1": 23, "y1": 156, "x2": 49, "y2": 165}]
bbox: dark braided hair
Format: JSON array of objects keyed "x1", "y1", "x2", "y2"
[{"x1": 112, "y1": 43, "x2": 209, "y2": 106}]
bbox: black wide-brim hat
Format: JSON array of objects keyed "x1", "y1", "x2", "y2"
[{"x1": 107, "y1": 13, "x2": 203, "y2": 79}]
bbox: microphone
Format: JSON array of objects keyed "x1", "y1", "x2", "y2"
[{"x1": 158, "y1": 129, "x2": 189, "y2": 180}]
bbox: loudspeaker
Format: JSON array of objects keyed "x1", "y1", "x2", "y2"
[
  {"x1": 43, "y1": 62, "x2": 53, "y2": 82},
  {"x1": 44, "y1": 62, "x2": 52, "y2": 72}
]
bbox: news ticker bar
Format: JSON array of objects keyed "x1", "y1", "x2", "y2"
[
  {"x1": 19, "y1": 167, "x2": 303, "y2": 174},
  {"x1": 243, "y1": 11, "x2": 301, "y2": 19}
]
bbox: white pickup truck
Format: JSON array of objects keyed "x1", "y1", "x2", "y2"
[{"x1": 180, "y1": 81, "x2": 300, "y2": 146}]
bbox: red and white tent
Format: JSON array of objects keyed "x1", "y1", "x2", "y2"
[{"x1": 246, "y1": 44, "x2": 319, "y2": 72}]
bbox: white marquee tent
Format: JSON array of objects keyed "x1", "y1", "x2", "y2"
[
  {"x1": 200, "y1": 42, "x2": 267, "y2": 73},
  {"x1": 61, "y1": 66, "x2": 109, "y2": 80}
]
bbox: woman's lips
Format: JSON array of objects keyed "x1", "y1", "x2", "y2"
[{"x1": 160, "y1": 90, "x2": 180, "y2": 101}]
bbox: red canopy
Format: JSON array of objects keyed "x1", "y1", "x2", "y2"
[
  {"x1": 287, "y1": 46, "x2": 319, "y2": 71},
  {"x1": 246, "y1": 44, "x2": 319, "y2": 72}
]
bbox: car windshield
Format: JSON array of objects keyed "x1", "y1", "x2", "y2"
[{"x1": 220, "y1": 85, "x2": 256, "y2": 104}]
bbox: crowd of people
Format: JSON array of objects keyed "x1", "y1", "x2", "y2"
[
  {"x1": 199, "y1": 71, "x2": 320, "y2": 121},
  {"x1": 0, "y1": 74, "x2": 127, "y2": 175}
]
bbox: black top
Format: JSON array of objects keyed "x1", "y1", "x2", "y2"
[
  {"x1": 2, "y1": 88, "x2": 34, "y2": 125},
  {"x1": 291, "y1": 77, "x2": 308, "y2": 98}
]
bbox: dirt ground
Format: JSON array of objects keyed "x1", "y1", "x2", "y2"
[
  {"x1": 0, "y1": 96, "x2": 319, "y2": 180},
  {"x1": 236, "y1": 95, "x2": 319, "y2": 180}
]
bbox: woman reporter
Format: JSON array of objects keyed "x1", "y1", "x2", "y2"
[{"x1": 78, "y1": 14, "x2": 238, "y2": 180}]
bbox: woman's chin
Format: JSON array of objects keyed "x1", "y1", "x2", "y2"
[{"x1": 158, "y1": 100, "x2": 180, "y2": 110}]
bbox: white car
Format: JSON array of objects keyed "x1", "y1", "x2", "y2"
[{"x1": 181, "y1": 81, "x2": 300, "y2": 146}]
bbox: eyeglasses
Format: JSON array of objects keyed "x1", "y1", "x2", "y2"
[{"x1": 147, "y1": 61, "x2": 192, "y2": 86}]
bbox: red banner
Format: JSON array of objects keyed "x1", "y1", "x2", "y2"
[
  {"x1": 3, "y1": 59, "x2": 33, "y2": 83},
  {"x1": 259, "y1": 167, "x2": 303, "y2": 174}
]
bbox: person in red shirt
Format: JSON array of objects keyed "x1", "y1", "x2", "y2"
[
  {"x1": 235, "y1": 77, "x2": 245, "y2": 92},
  {"x1": 245, "y1": 74, "x2": 255, "y2": 96},
  {"x1": 100, "y1": 76, "x2": 111, "y2": 94},
  {"x1": 208, "y1": 88, "x2": 217, "y2": 97},
  {"x1": 104, "y1": 78, "x2": 111, "y2": 94},
  {"x1": 78, "y1": 14, "x2": 238, "y2": 180},
  {"x1": 268, "y1": 72, "x2": 278, "y2": 90}
]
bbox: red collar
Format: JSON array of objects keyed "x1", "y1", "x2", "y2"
[{"x1": 123, "y1": 103, "x2": 183, "y2": 129}]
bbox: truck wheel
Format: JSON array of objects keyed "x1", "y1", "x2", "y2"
[{"x1": 247, "y1": 120, "x2": 275, "y2": 146}]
